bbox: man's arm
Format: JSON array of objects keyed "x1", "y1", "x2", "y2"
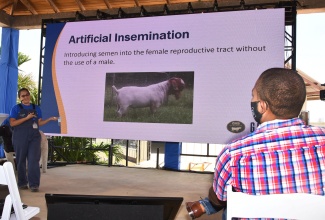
[{"x1": 213, "y1": 145, "x2": 232, "y2": 202}]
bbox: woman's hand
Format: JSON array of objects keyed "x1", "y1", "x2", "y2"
[
  {"x1": 26, "y1": 112, "x2": 36, "y2": 119},
  {"x1": 38, "y1": 116, "x2": 59, "y2": 126},
  {"x1": 51, "y1": 117, "x2": 59, "y2": 121}
]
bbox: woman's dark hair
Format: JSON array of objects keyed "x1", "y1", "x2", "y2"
[
  {"x1": 255, "y1": 68, "x2": 306, "y2": 118},
  {"x1": 18, "y1": 88, "x2": 30, "y2": 98}
]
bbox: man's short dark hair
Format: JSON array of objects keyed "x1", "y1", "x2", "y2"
[{"x1": 255, "y1": 68, "x2": 306, "y2": 118}]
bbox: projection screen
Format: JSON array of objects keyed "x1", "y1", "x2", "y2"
[{"x1": 41, "y1": 9, "x2": 284, "y2": 144}]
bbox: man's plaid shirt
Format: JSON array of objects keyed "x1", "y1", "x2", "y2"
[{"x1": 213, "y1": 118, "x2": 325, "y2": 201}]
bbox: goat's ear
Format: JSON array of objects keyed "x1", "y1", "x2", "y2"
[{"x1": 171, "y1": 79, "x2": 178, "y2": 90}]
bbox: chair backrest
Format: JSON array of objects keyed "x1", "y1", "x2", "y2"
[
  {"x1": 0, "y1": 162, "x2": 26, "y2": 220},
  {"x1": 0, "y1": 194, "x2": 13, "y2": 220},
  {"x1": 226, "y1": 184, "x2": 325, "y2": 220},
  {"x1": 0, "y1": 164, "x2": 12, "y2": 220}
]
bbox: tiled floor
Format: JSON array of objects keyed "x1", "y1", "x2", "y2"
[{"x1": 15, "y1": 164, "x2": 223, "y2": 220}]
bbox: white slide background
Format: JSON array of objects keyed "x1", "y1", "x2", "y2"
[{"x1": 51, "y1": 9, "x2": 284, "y2": 144}]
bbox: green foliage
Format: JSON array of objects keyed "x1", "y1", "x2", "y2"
[
  {"x1": 99, "y1": 143, "x2": 124, "y2": 165},
  {"x1": 51, "y1": 137, "x2": 123, "y2": 164},
  {"x1": 14, "y1": 51, "x2": 39, "y2": 104},
  {"x1": 18, "y1": 52, "x2": 31, "y2": 67}
]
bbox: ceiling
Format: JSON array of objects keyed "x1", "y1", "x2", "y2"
[
  {"x1": 0, "y1": 0, "x2": 325, "y2": 29},
  {"x1": 0, "y1": 0, "x2": 324, "y2": 100}
]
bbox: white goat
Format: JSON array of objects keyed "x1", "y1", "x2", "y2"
[{"x1": 112, "y1": 77, "x2": 185, "y2": 117}]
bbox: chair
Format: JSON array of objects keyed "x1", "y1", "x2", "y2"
[
  {"x1": 0, "y1": 162, "x2": 40, "y2": 220},
  {"x1": 226, "y1": 184, "x2": 325, "y2": 220}
]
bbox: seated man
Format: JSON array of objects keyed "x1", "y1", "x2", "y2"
[
  {"x1": 186, "y1": 68, "x2": 325, "y2": 219},
  {"x1": 0, "y1": 117, "x2": 15, "y2": 167}
]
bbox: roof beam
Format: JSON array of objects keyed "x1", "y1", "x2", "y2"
[
  {"x1": 0, "y1": 2, "x2": 12, "y2": 11},
  {"x1": 10, "y1": 11, "x2": 79, "y2": 29},
  {"x1": 75, "y1": 0, "x2": 86, "y2": 11},
  {"x1": 0, "y1": 9, "x2": 12, "y2": 27},
  {"x1": 11, "y1": 0, "x2": 18, "y2": 16},
  {"x1": 2, "y1": 1, "x2": 325, "y2": 29},
  {"x1": 134, "y1": 0, "x2": 140, "y2": 7},
  {"x1": 44, "y1": 0, "x2": 60, "y2": 13},
  {"x1": 20, "y1": 0, "x2": 38, "y2": 15},
  {"x1": 103, "y1": 0, "x2": 112, "y2": 9}
]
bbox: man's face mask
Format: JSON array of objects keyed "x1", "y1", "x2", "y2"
[{"x1": 251, "y1": 101, "x2": 263, "y2": 124}]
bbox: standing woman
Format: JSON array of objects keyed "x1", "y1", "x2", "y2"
[{"x1": 9, "y1": 88, "x2": 58, "y2": 192}]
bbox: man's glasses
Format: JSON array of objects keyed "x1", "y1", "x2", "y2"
[{"x1": 21, "y1": 93, "x2": 30, "y2": 98}]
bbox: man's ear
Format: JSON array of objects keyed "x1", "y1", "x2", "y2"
[{"x1": 259, "y1": 100, "x2": 269, "y2": 113}]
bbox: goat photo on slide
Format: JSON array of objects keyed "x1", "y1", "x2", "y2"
[{"x1": 103, "y1": 72, "x2": 194, "y2": 124}]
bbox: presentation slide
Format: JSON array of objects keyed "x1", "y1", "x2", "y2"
[{"x1": 41, "y1": 9, "x2": 284, "y2": 144}]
